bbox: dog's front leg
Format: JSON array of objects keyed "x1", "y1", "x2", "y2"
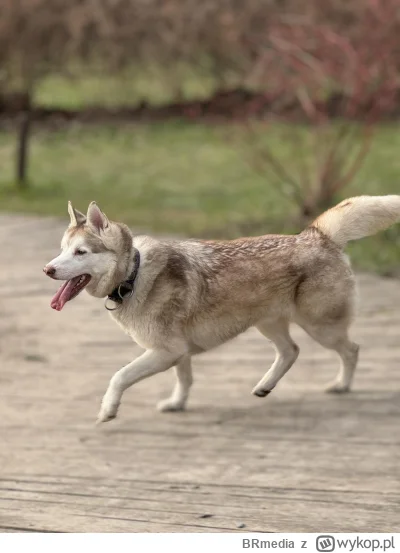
[
  {"x1": 97, "y1": 349, "x2": 181, "y2": 423},
  {"x1": 157, "y1": 355, "x2": 193, "y2": 412}
]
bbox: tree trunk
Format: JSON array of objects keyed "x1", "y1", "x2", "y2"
[{"x1": 16, "y1": 110, "x2": 32, "y2": 189}]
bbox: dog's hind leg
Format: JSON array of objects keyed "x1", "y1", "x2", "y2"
[
  {"x1": 252, "y1": 319, "x2": 299, "y2": 397},
  {"x1": 157, "y1": 355, "x2": 193, "y2": 412},
  {"x1": 325, "y1": 338, "x2": 359, "y2": 393},
  {"x1": 299, "y1": 319, "x2": 359, "y2": 394},
  {"x1": 97, "y1": 349, "x2": 181, "y2": 423}
]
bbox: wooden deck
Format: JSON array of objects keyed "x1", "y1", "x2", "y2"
[{"x1": 0, "y1": 214, "x2": 399, "y2": 533}]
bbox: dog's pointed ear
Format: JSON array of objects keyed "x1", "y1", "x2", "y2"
[
  {"x1": 68, "y1": 201, "x2": 86, "y2": 226},
  {"x1": 87, "y1": 201, "x2": 109, "y2": 233}
]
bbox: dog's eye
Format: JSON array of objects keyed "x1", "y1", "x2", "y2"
[{"x1": 75, "y1": 249, "x2": 86, "y2": 256}]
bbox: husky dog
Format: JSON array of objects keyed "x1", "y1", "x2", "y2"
[{"x1": 44, "y1": 196, "x2": 400, "y2": 423}]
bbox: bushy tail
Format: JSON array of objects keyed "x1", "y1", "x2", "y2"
[{"x1": 311, "y1": 195, "x2": 400, "y2": 248}]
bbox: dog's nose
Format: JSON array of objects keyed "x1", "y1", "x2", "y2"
[{"x1": 43, "y1": 265, "x2": 56, "y2": 277}]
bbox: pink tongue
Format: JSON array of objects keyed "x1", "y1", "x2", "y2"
[{"x1": 51, "y1": 277, "x2": 80, "y2": 311}]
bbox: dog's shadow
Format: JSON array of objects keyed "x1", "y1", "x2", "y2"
[{"x1": 170, "y1": 388, "x2": 400, "y2": 435}]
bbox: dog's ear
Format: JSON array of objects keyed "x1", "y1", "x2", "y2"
[
  {"x1": 68, "y1": 201, "x2": 86, "y2": 226},
  {"x1": 87, "y1": 201, "x2": 109, "y2": 233}
]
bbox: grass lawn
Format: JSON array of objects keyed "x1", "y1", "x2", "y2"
[
  {"x1": 35, "y1": 70, "x2": 219, "y2": 109},
  {"x1": 0, "y1": 120, "x2": 399, "y2": 273}
]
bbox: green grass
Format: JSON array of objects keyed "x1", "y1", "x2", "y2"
[
  {"x1": 0, "y1": 121, "x2": 399, "y2": 273},
  {"x1": 35, "y1": 69, "x2": 219, "y2": 109}
]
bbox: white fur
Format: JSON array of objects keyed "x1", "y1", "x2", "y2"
[{"x1": 47, "y1": 236, "x2": 115, "y2": 284}]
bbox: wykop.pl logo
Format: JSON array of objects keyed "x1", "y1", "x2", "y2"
[{"x1": 316, "y1": 536, "x2": 335, "y2": 552}]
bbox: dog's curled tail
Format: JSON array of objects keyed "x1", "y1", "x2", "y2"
[{"x1": 312, "y1": 195, "x2": 400, "y2": 248}]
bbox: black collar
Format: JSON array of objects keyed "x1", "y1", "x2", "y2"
[{"x1": 105, "y1": 249, "x2": 140, "y2": 310}]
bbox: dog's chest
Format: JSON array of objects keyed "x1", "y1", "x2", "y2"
[{"x1": 109, "y1": 304, "x2": 162, "y2": 349}]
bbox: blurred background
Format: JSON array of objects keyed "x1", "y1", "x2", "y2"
[{"x1": 0, "y1": 0, "x2": 400, "y2": 272}]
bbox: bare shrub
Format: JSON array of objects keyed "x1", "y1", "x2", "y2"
[{"x1": 237, "y1": 0, "x2": 399, "y2": 223}]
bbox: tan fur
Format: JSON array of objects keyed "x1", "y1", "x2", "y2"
[{"x1": 43, "y1": 196, "x2": 400, "y2": 422}]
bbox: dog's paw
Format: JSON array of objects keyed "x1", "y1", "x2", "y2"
[
  {"x1": 251, "y1": 387, "x2": 271, "y2": 398},
  {"x1": 96, "y1": 402, "x2": 120, "y2": 424},
  {"x1": 325, "y1": 381, "x2": 350, "y2": 394},
  {"x1": 157, "y1": 398, "x2": 186, "y2": 413}
]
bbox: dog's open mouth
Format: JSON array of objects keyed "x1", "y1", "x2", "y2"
[{"x1": 51, "y1": 274, "x2": 91, "y2": 311}]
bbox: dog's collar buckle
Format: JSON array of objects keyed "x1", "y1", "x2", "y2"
[{"x1": 105, "y1": 249, "x2": 140, "y2": 311}]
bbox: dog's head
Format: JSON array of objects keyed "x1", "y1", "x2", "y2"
[{"x1": 44, "y1": 201, "x2": 133, "y2": 310}]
